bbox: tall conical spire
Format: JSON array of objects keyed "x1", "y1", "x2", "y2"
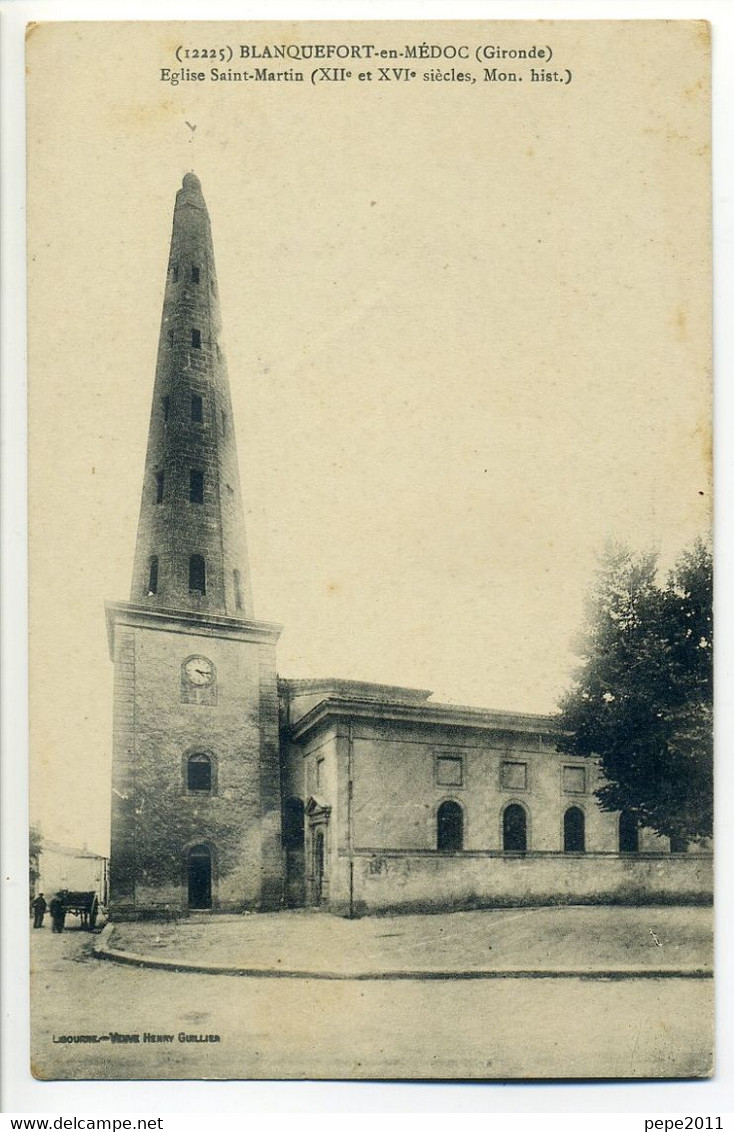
[{"x1": 130, "y1": 172, "x2": 254, "y2": 618}]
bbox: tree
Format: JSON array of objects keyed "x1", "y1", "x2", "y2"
[
  {"x1": 29, "y1": 822, "x2": 43, "y2": 890},
  {"x1": 557, "y1": 539, "x2": 712, "y2": 844}
]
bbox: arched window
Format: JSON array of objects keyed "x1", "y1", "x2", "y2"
[
  {"x1": 564, "y1": 806, "x2": 585, "y2": 853},
  {"x1": 187, "y1": 754, "x2": 211, "y2": 793},
  {"x1": 437, "y1": 800, "x2": 463, "y2": 851},
  {"x1": 619, "y1": 810, "x2": 639, "y2": 853},
  {"x1": 187, "y1": 844, "x2": 212, "y2": 910},
  {"x1": 189, "y1": 554, "x2": 206, "y2": 595},
  {"x1": 503, "y1": 803, "x2": 527, "y2": 852},
  {"x1": 147, "y1": 555, "x2": 158, "y2": 596},
  {"x1": 282, "y1": 797, "x2": 305, "y2": 851}
]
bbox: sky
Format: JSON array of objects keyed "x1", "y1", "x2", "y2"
[{"x1": 25, "y1": 20, "x2": 711, "y2": 855}]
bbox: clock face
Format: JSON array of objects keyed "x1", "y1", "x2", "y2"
[{"x1": 184, "y1": 656, "x2": 215, "y2": 686}]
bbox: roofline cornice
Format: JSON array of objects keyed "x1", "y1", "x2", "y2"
[
  {"x1": 288, "y1": 694, "x2": 559, "y2": 744},
  {"x1": 105, "y1": 600, "x2": 282, "y2": 658}
]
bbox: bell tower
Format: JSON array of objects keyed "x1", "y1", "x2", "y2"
[{"x1": 106, "y1": 173, "x2": 283, "y2": 918}]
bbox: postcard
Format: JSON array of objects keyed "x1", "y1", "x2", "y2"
[{"x1": 26, "y1": 19, "x2": 712, "y2": 1080}]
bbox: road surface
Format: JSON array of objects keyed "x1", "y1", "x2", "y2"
[{"x1": 30, "y1": 925, "x2": 713, "y2": 1080}]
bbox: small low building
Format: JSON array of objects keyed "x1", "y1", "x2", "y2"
[{"x1": 36, "y1": 840, "x2": 109, "y2": 907}]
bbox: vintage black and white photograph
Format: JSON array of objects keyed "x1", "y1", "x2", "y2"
[{"x1": 24, "y1": 18, "x2": 712, "y2": 1081}]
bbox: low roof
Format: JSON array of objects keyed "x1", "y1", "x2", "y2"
[
  {"x1": 40, "y1": 838, "x2": 108, "y2": 861},
  {"x1": 281, "y1": 677, "x2": 558, "y2": 744},
  {"x1": 282, "y1": 677, "x2": 433, "y2": 703}
]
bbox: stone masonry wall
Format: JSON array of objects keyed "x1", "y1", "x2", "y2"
[
  {"x1": 109, "y1": 630, "x2": 136, "y2": 915},
  {"x1": 332, "y1": 850, "x2": 713, "y2": 915},
  {"x1": 109, "y1": 615, "x2": 282, "y2": 917}
]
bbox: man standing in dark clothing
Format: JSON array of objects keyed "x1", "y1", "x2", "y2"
[
  {"x1": 32, "y1": 893, "x2": 47, "y2": 928},
  {"x1": 49, "y1": 892, "x2": 66, "y2": 933}
]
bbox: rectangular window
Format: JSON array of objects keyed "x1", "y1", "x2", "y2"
[
  {"x1": 172, "y1": 265, "x2": 179, "y2": 282},
  {"x1": 436, "y1": 756, "x2": 463, "y2": 787},
  {"x1": 191, "y1": 393, "x2": 203, "y2": 423},
  {"x1": 190, "y1": 469, "x2": 204, "y2": 504},
  {"x1": 562, "y1": 766, "x2": 586, "y2": 794},
  {"x1": 191, "y1": 328, "x2": 201, "y2": 349},
  {"x1": 191, "y1": 266, "x2": 200, "y2": 284},
  {"x1": 162, "y1": 395, "x2": 170, "y2": 422},
  {"x1": 155, "y1": 471, "x2": 164, "y2": 504},
  {"x1": 221, "y1": 411, "x2": 227, "y2": 437},
  {"x1": 316, "y1": 757, "x2": 325, "y2": 790},
  {"x1": 233, "y1": 569, "x2": 243, "y2": 611},
  {"x1": 500, "y1": 761, "x2": 527, "y2": 791}
]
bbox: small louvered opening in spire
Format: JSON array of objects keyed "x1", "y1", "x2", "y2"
[
  {"x1": 189, "y1": 554, "x2": 206, "y2": 595},
  {"x1": 147, "y1": 556, "x2": 158, "y2": 596}
]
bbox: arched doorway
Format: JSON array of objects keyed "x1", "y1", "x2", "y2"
[
  {"x1": 313, "y1": 829, "x2": 325, "y2": 904},
  {"x1": 305, "y1": 797, "x2": 331, "y2": 906},
  {"x1": 187, "y1": 844, "x2": 212, "y2": 909},
  {"x1": 283, "y1": 797, "x2": 306, "y2": 907}
]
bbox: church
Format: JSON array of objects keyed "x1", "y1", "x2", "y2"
[{"x1": 106, "y1": 174, "x2": 711, "y2": 919}]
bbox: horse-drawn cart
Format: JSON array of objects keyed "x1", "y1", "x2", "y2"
[{"x1": 61, "y1": 890, "x2": 99, "y2": 930}]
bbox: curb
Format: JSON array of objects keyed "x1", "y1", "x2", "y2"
[{"x1": 93, "y1": 927, "x2": 712, "y2": 981}]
